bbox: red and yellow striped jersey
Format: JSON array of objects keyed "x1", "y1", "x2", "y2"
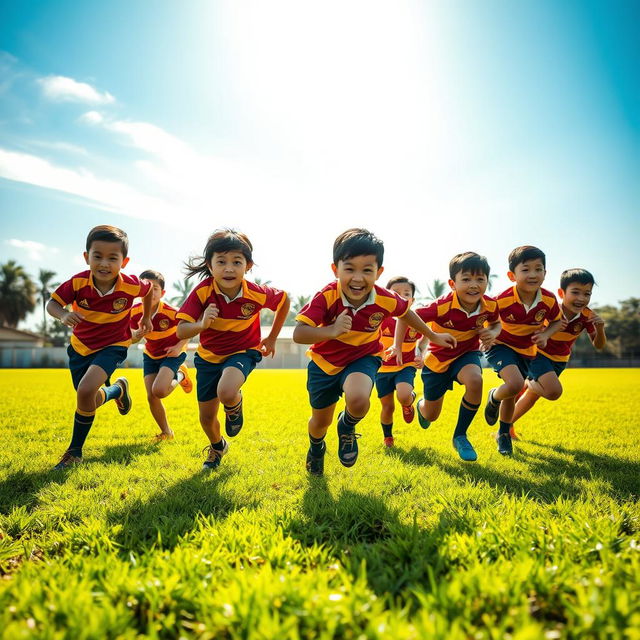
[
  {"x1": 540, "y1": 308, "x2": 596, "y2": 362},
  {"x1": 130, "y1": 300, "x2": 183, "y2": 360},
  {"x1": 295, "y1": 282, "x2": 409, "y2": 375},
  {"x1": 177, "y1": 278, "x2": 287, "y2": 363},
  {"x1": 416, "y1": 292, "x2": 499, "y2": 373},
  {"x1": 495, "y1": 286, "x2": 562, "y2": 358},
  {"x1": 51, "y1": 271, "x2": 151, "y2": 355},
  {"x1": 379, "y1": 316, "x2": 421, "y2": 373}
]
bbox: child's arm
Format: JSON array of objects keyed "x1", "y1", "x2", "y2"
[
  {"x1": 46, "y1": 299, "x2": 85, "y2": 328},
  {"x1": 259, "y1": 296, "x2": 291, "y2": 357},
  {"x1": 415, "y1": 335, "x2": 429, "y2": 368},
  {"x1": 293, "y1": 310, "x2": 352, "y2": 344},
  {"x1": 139, "y1": 285, "x2": 155, "y2": 334},
  {"x1": 477, "y1": 321, "x2": 502, "y2": 351},
  {"x1": 402, "y1": 309, "x2": 457, "y2": 348},
  {"x1": 531, "y1": 318, "x2": 563, "y2": 349},
  {"x1": 589, "y1": 313, "x2": 607, "y2": 350},
  {"x1": 164, "y1": 338, "x2": 189, "y2": 357},
  {"x1": 176, "y1": 304, "x2": 219, "y2": 340}
]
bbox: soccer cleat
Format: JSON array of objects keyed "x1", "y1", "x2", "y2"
[
  {"x1": 510, "y1": 426, "x2": 520, "y2": 440},
  {"x1": 417, "y1": 398, "x2": 431, "y2": 429},
  {"x1": 177, "y1": 364, "x2": 193, "y2": 393},
  {"x1": 484, "y1": 389, "x2": 500, "y2": 426},
  {"x1": 306, "y1": 442, "x2": 326, "y2": 476},
  {"x1": 153, "y1": 432, "x2": 174, "y2": 442},
  {"x1": 383, "y1": 436, "x2": 395, "y2": 448},
  {"x1": 114, "y1": 377, "x2": 132, "y2": 415},
  {"x1": 202, "y1": 440, "x2": 228, "y2": 470},
  {"x1": 54, "y1": 450, "x2": 82, "y2": 470},
  {"x1": 224, "y1": 394, "x2": 243, "y2": 437},
  {"x1": 452, "y1": 435, "x2": 478, "y2": 462},
  {"x1": 402, "y1": 392, "x2": 416, "y2": 423},
  {"x1": 497, "y1": 433, "x2": 513, "y2": 456},
  {"x1": 337, "y1": 412, "x2": 361, "y2": 467}
]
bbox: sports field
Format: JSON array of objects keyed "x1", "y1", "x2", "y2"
[{"x1": 1, "y1": 368, "x2": 639, "y2": 639}]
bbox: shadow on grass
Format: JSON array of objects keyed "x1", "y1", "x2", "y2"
[{"x1": 387, "y1": 439, "x2": 640, "y2": 502}]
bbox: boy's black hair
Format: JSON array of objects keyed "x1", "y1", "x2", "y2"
[
  {"x1": 386, "y1": 276, "x2": 416, "y2": 296},
  {"x1": 86, "y1": 225, "x2": 129, "y2": 258},
  {"x1": 560, "y1": 268, "x2": 595, "y2": 291},
  {"x1": 140, "y1": 270, "x2": 165, "y2": 290},
  {"x1": 508, "y1": 245, "x2": 546, "y2": 272},
  {"x1": 449, "y1": 252, "x2": 490, "y2": 279},
  {"x1": 333, "y1": 228, "x2": 384, "y2": 267},
  {"x1": 185, "y1": 229, "x2": 253, "y2": 280}
]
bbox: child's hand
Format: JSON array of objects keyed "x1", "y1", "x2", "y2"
[
  {"x1": 477, "y1": 327, "x2": 496, "y2": 350},
  {"x1": 259, "y1": 336, "x2": 277, "y2": 358},
  {"x1": 200, "y1": 304, "x2": 219, "y2": 330},
  {"x1": 164, "y1": 345, "x2": 184, "y2": 357},
  {"x1": 140, "y1": 317, "x2": 153, "y2": 334},
  {"x1": 531, "y1": 330, "x2": 548, "y2": 349},
  {"x1": 331, "y1": 309, "x2": 352, "y2": 337},
  {"x1": 591, "y1": 313, "x2": 605, "y2": 327},
  {"x1": 61, "y1": 310, "x2": 85, "y2": 327},
  {"x1": 384, "y1": 344, "x2": 399, "y2": 361},
  {"x1": 414, "y1": 351, "x2": 424, "y2": 368},
  {"x1": 560, "y1": 316, "x2": 569, "y2": 331},
  {"x1": 430, "y1": 332, "x2": 457, "y2": 349},
  {"x1": 131, "y1": 327, "x2": 146, "y2": 341}
]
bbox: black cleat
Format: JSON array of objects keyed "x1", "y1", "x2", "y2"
[
  {"x1": 306, "y1": 442, "x2": 326, "y2": 476},
  {"x1": 484, "y1": 388, "x2": 501, "y2": 426}
]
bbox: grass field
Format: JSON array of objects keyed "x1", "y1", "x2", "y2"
[{"x1": 1, "y1": 368, "x2": 639, "y2": 639}]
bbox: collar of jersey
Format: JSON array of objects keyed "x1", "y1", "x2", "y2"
[
  {"x1": 88, "y1": 272, "x2": 122, "y2": 297},
  {"x1": 451, "y1": 291, "x2": 485, "y2": 317},
  {"x1": 513, "y1": 285, "x2": 541, "y2": 312},
  {"x1": 337, "y1": 281, "x2": 376, "y2": 311},
  {"x1": 213, "y1": 278, "x2": 246, "y2": 303}
]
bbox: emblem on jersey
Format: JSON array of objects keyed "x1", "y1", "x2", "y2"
[
  {"x1": 408, "y1": 328, "x2": 417, "y2": 339},
  {"x1": 241, "y1": 303, "x2": 256, "y2": 317},
  {"x1": 159, "y1": 318, "x2": 170, "y2": 330},
  {"x1": 534, "y1": 310, "x2": 546, "y2": 322},
  {"x1": 506, "y1": 314, "x2": 516, "y2": 322},
  {"x1": 444, "y1": 320, "x2": 455, "y2": 328},
  {"x1": 573, "y1": 322, "x2": 582, "y2": 334},
  {"x1": 78, "y1": 298, "x2": 90, "y2": 309},
  {"x1": 112, "y1": 297, "x2": 127, "y2": 312},
  {"x1": 369, "y1": 312, "x2": 384, "y2": 328},
  {"x1": 476, "y1": 315, "x2": 487, "y2": 327}
]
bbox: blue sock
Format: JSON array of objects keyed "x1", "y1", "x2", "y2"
[
  {"x1": 309, "y1": 434, "x2": 326, "y2": 455},
  {"x1": 101, "y1": 383, "x2": 122, "y2": 403},
  {"x1": 381, "y1": 422, "x2": 393, "y2": 438},
  {"x1": 338, "y1": 409, "x2": 360, "y2": 433},
  {"x1": 499, "y1": 420, "x2": 511, "y2": 436},
  {"x1": 68, "y1": 411, "x2": 95, "y2": 455},
  {"x1": 454, "y1": 398, "x2": 480, "y2": 437}
]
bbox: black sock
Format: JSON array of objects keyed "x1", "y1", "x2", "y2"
[
  {"x1": 381, "y1": 422, "x2": 393, "y2": 438},
  {"x1": 68, "y1": 411, "x2": 95, "y2": 455},
  {"x1": 338, "y1": 409, "x2": 360, "y2": 433},
  {"x1": 309, "y1": 434, "x2": 326, "y2": 455},
  {"x1": 224, "y1": 396, "x2": 242, "y2": 413},
  {"x1": 499, "y1": 420, "x2": 511, "y2": 436},
  {"x1": 489, "y1": 389, "x2": 500, "y2": 406},
  {"x1": 212, "y1": 438, "x2": 226, "y2": 451},
  {"x1": 454, "y1": 397, "x2": 480, "y2": 437}
]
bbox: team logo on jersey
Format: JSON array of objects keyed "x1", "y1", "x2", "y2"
[
  {"x1": 369, "y1": 312, "x2": 384, "y2": 328},
  {"x1": 506, "y1": 314, "x2": 516, "y2": 322},
  {"x1": 573, "y1": 322, "x2": 582, "y2": 334},
  {"x1": 476, "y1": 315, "x2": 487, "y2": 327},
  {"x1": 159, "y1": 318, "x2": 170, "y2": 330},
  {"x1": 112, "y1": 297, "x2": 127, "y2": 312},
  {"x1": 241, "y1": 303, "x2": 256, "y2": 317},
  {"x1": 444, "y1": 320, "x2": 455, "y2": 328},
  {"x1": 534, "y1": 310, "x2": 546, "y2": 322},
  {"x1": 408, "y1": 328, "x2": 417, "y2": 339},
  {"x1": 78, "y1": 298, "x2": 90, "y2": 309}
]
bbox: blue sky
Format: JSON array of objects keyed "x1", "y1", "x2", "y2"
[{"x1": 1, "y1": 0, "x2": 638, "y2": 329}]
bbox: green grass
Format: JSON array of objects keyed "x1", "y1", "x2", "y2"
[{"x1": 1, "y1": 368, "x2": 639, "y2": 639}]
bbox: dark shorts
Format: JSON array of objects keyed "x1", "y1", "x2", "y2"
[
  {"x1": 375, "y1": 366, "x2": 417, "y2": 398},
  {"x1": 528, "y1": 353, "x2": 566, "y2": 381},
  {"x1": 143, "y1": 351, "x2": 187, "y2": 377},
  {"x1": 307, "y1": 355, "x2": 381, "y2": 410},
  {"x1": 67, "y1": 344, "x2": 128, "y2": 390},
  {"x1": 421, "y1": 350, "x2": 482, "y2": 402},
  {"x1": 485, "y1": 344, "x2": 532, "y2": 381},
  {"x1": 194, "y1": 350, "x2": 262, "y2": 403}
]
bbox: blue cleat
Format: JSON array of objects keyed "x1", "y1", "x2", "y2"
[
  {"x1": 453, "y1": 436, "x2": 478, "y2": 462},
  {"x1": 417, "y1": 398, "x2": 431, "y2": 430}
]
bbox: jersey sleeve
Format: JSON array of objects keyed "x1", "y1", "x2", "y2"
[
  {"x1": 486, "y1": 300, "x2": 500, "y2": 324},
  {"x1": 51, "y1": 277, "x2": 76, "y2": 307},
  {"x1": 177, "y1": 285, "x2": 206, "y2": 323},
  {"x1": 390, "y1": 293, "x2": 410, "y2": 318},
  {"x1": 137, "y1": 277, "x2": 152, "y2": 298},
  {"x1": 263, "y1": 286, "x2": 288, "y2": 312},
  {"x1": 585, "y1": 310, "x2": 597, "y2": 337},
  {"x1": 130, "y1": 306, "x2": 142, "y2": 329},
  {"x1": 295, "y1": 290, "x2": 328, "y2": 327},
  {"x1": 415, "y1": 302, "x2": 438, "y2": 324},
  {"x1": 549, "y1": 297, "x2": 562, "y2": 322}
]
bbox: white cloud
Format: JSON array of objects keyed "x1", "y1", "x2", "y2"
[
  {"x1": 37, "y1": 75, "x2": 115, "y2": 105},
  {"x1": 79, "y1": 110, "x2": 104, "y2": 125},
  {"x1": 6, "y1": 238, "x2": 59, "y2": 261},
  {"x1": 29, "y1": 140, "x2": 90, "y2": 156}
]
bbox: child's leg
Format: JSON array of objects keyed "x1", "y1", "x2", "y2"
[
  {"x1": 342, "y1": 372, "x2": 373, "y2": 419},
  {"x1": 151, "y1": 366, "x2": 180, "y2": 399},
  {"x1": 379, "y1": 393, "x2": 395, "y2": 438},
  {"x1": 217, "y1": 366, "x2": 246, "y2": 437},
  {"x1": 526, "y1": 372, "x2": 563, "y2": 401},
  {"x1": 396, "y1": 382, "x2": 414, "y2": 407},
  {"x1": 418, "y1": 397, "x2": 444, "y2": 422},
  {"x1": 199, "y1": 399, "x2": 222, "y2": 444},
  {"x1": 454, "y1": 364, "x2": 483, "y2": 438},
  {"x1": 491, "y1": 364, "x2": 525, "y2": 404},
  {"x1": 511, "y1": 388, "x2": 540, "y2": 424},
  {"x1": 144, "y1": 373, "x2": 173, "y2": 437},
  {"x1": 309, "y1": 405, "x2": 336, "y2": 439}
]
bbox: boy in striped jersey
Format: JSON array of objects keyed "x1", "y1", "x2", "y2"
[
  {"x1": 130, "y1": 270, "x2": 193, "y2": 442},
  {"x1": 510, "y1": 269, "x2": 606, "y2": 434},
  {"x1": 47, "y1": 225, "x2": 154, "y2": 469}
]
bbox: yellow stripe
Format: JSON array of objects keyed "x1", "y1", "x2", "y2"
[
  {"x1": 197, "y1": 285, "x2": 212, "y2": 304},
  {"x1": 72, "y1": 277, "x2": 90, "y2": 290},
  {"x1": 335, "y1": 329, "x2": 380, "y2": 346},
  {"x1": 323, "y1": 289, "x2": 339, "y2": 307},
  {"x1": 177, "y1": 312, "x2": 197, "y2": 323},
  {"x1": 70, "y1": 334, "x2": 130, "y2": 355},
  {"x1": 498, "y1": 295, "x2": 517, "y2": 308},
  {"x1": 495, "y1": 339, "x2": 536, "y2": 357},
  {"x1": 375, "y1": 294, "x2": 398, "y2": 314},
  {"x1": 145, "y1": 327, "x2": 177, "y2": 340},
  {"x1": 211, "y1": 316, "x2": 256, "y2": 332},
  {"x1": 76, "y1": 407, "x2": 96, "y2": 417},
  {"x1": 500, "y1": 322, "x2": 540, "y2": 336},
  {"x1": 196, "y1": 346, "x2": 253, "y2": 364},
  {"x1": 308, "y1": 351, "x2": 343, "y2": 375},
  {"x1": 244, "y1": 288, "x2": 267, "y2": 305},
  {"x1": 118, "y1": 281, "x2": 142, "y2": 296},
  {"x1": 72, "y1": 307, "x2": 131, "y2": 325},
  {"x1": 274, "y1": 291, "x2": 288, "y2": 312},
  {"x1": 431, "y1": 324, "x2": 477, "y2": 341},
  {"x1": 424, "y1": 353, "x2": 453, "y2": 373},
  {"x1": 379, "y1": 363, "x2": 417, "y2": 373},
  {"x1": 51, "y1": 292, "x2": 67, "y2": 306},
  {"x1": 295, "y1": 314, "x2": 317, "y2": 327}
]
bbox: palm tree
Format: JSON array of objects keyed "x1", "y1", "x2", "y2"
[
  {"x1": 425, "y1": 278, "x2": 446, "y2": 301},
  {"x1": 0, "y1": 261, "x2": 37, "y2": 327},
  {"x1": 169, "y1": 278, "x2": 194, "y2": 306},
  {"x1": 254, "y1": 277, "x2": 272, "y2": 286},
  {"x1": 38, "y1": 269, "x2": 58, "y2": 337}
]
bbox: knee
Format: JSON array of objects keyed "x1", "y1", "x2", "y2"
[
  {"x1": 217, "y1": 385, "x2": 238, "y2": 406},
  {"x1": 545, "y1": 385, "x2": 563, "y2": 401},
  {"x1": 151, "y1": 383, "x2": 170, "y2": 399},
  {"x1": 464, "y1": 376, "x2": 483, "y2": 397},
  {"x1": 505, "y1": 379, "x2": 525, "y2": 397},
  {"x1": 396, "y1": 388, "x2": 413, "y2": 405},
  {"x1": 347, "y1": 393, "x2": 370, "y2": 416},
  {"x1": 77, "y1": 382, "x2": 97, "y2": 405}
]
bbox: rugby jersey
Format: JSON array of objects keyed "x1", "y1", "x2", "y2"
[
  {"x1": 539, "y1": 307, "x2": 596, "y2": 362},
  {"x1": 295, "y1": 282, "x2": 409, "y2": 375},
  {"x1": 379, "y1": 316, "x2": 422, "y2": 373},
  {"x1": 51, "y1": 271, "x2": 152, "y2": 355},
  {"x1": 177, "y1": 278, "x2": 287, "y2": 363},
  {"x1": 416, "y1": 292, "x2": 500, "y2": 373},
  {"x1": 130, "y1": 300, "x2": 183, "y2": 359},
  {"x1": 494, "y1": 286, "x2": 562, "y2": 358}
]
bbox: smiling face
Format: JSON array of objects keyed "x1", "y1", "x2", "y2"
[
  {"x1": 84, "y1": 240, "x2": 129, "y2": 290},
  {"x1": 208, "y1": 251, "x2": 252, "y2": 296},
  {"x1": 508, "y1": 258, "x2": 546, "y2": 295},
  {"x1": 449, "y1": 270, "x2": 488, "y2": 312},
  {"x1": 559, "y1": 281, "x2": 593, "y2": 316},
  {"x1": 332, "y1": 255, "x2": 383, "y2": 307},
  {"x1": 147, "y1": 279, "x2": 164, "y2": 307}
]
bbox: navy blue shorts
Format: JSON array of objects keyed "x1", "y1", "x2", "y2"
[
  {"x1": 194, "y1": 350, "x2": 262, "y2": 403},
  {"x1": 67, "y1": 344, "x2": 128, "y2": 390},
  {"x1": 143, "y1": 351, "x2": 187, "y2": 377},
  {"x1": 528, "y1": 353, "x2": 566, "y2": 381},
  {"x1": 485, "y1": 344, "x2": 532, "y2": 381},
  {"x1": 421, "y1": 350, "x2": 482, "y2": 402},
  {"x1": 375, "y1": 366, "x2": 417, "y2": 398},
  {"x1": 307, "y1": 355, "x2": 381, "y2": 410}
]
